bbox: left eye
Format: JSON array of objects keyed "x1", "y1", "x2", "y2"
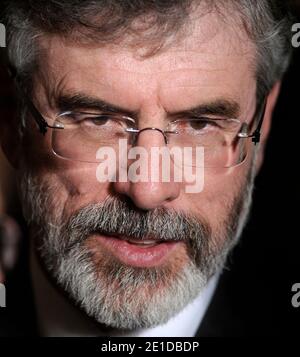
[
  {"x1": 84, "y1": 115, "x2": 110, "y2": 126},
  {"x1": 188, "y1": 119, "x2": 214, "y2": 130},
  {"x1": 184, "y1": 117, "x2": 238, "y2": 132},
  {"x1": 174, "y1": 118, "x2": 219, "y2": 132}
]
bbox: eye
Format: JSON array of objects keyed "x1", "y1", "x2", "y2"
[
  {"x1": 177, "y1": 117, "x2": 240, "y2": 133},
  {"x1": 169, "y1": 117, "x2": 242, "y2": 138},
  {"x1": 84, "y1": 115, "x2": 110, "y2": 126},
  {"x1": 81, "y1": 114, "x2": 129, "y2": 131},
  {"x1": 188, "y1": 118, "x2": 215, "y2": 131},
  {"x1": 55, "y1": 112, "x2": 113, "y2": 128},
  {"x1": 171, "y1": 117, "x2": 220, "y2": 133},
  {"x1": 56, "y1": 111, "x2": 136, "y2": 130}
]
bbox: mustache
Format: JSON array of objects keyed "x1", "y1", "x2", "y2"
[{"x1": 59, "y1": 196, "x2": 212, "y2": 263}]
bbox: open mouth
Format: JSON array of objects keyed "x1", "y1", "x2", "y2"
[
  {"x1": 92, "y1": 233, "x2": 182, "y2": 268},
  {"x1": 125, "y1": 238, "x2": 165, "y2": 247}
]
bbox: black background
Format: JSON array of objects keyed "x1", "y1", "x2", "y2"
[{"x1": 226, "y1": 37, "x2": 300, "y2": 334}]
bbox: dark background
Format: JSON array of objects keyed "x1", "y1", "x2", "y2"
[{"x1": 226, "y1": 25, "x2": 300, "y2": 334}]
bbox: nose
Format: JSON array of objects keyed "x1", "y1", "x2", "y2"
[{"x1": 113, "y1": 128, "x2": 181, "y2": 210}]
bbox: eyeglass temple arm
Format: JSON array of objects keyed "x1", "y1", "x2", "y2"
[
  {"x1": 249, "y1": 98, "x2": 268, "y2": 145},
  {"x1": 7, "y1": 65, "x2": 49, "y2": 136}
]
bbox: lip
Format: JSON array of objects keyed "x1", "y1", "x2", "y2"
[{"x1": 93, "y1": 234, "x2": 181, "y2": 268}]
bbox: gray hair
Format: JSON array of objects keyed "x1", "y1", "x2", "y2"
[
  {"x1": 18, "y1": 160, "x2": 256, "y2": 330},
  {"x1": 1, "y1": 0, "x2": 294, "y2": 100}
]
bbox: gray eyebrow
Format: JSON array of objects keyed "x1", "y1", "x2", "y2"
[
  {"x1": 171, "y1": 99, "x2": 241, "y2": 119},
  {"x1": 56, "y1": 93, "x2": 240, "y2": 119},
  {"x1": 56, "y1": 93, "x2": 137, "y2": 117}
]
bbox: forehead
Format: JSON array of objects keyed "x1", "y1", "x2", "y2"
[{"x1": 36, "y1": 9, "x2": 257, "y2": 112}]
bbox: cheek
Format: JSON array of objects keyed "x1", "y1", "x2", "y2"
[
  {"x1": 22, "y1": 131, "x2": 116, "y2": 217},
  {"x1": 179, "y1": 162, "x2": 252, "y2": 230},
  {"x1": 64, "y1": 165, "x2": 111, "y2": 211},
  {"x1": 35, "y1": 161, "x2": 111, "y2": 221}
]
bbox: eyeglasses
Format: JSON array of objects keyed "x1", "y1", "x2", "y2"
[
  {"x1": 9, "y1": 67, "x2": 267, "y2": 169},
  {"x1": 28, "y1": 101, "x2": 266, "y2": 169}
]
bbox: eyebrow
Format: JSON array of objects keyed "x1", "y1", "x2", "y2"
[
  {"x1": 57, "y1": 93, "x2": 137, "y2": 117},
  {"x1": 56, "y1": 93, "x2": 241, "y2": 119},
  {"x1": 175, "y1": 100, "x2": 241, "y2": 119}
]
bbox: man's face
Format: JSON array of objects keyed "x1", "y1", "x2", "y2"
[{"x1": 19, "y1": 11, "x2": 259, "y2": 329}]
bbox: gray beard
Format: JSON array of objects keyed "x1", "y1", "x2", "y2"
[{"x1": 19, "y1": 163, "x2": 256, "y2": 330}]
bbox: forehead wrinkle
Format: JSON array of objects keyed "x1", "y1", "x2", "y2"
[
  {"x1": 33, "y1": 12, "x2": 256, "y2": 117},
  {"x1": 91, "y1": 50, "x2": 253, "y2": 76},
  {"x1": 36, "y1": 4, "x2": 255, "y2": 77}
]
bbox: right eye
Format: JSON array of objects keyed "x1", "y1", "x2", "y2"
[
  {"x1": 80, "y1": 115, "x2": 111, "y2": 127},
  {"x1": 188, "y1": 118, "x2": 214, "y2": 131},
  {"x1": 56, "y1": 112, "x2": 135, "y2": 130},
  {"x1": 57, "y1": 112, "x2": 108, "y2": 124}
]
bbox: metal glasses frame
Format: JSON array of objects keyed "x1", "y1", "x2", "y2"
[{"x1": 9, "y1": 65, "x2": 267, "y2": 147}]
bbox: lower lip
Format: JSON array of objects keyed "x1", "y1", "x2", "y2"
[{"x1": 94, "y1": 235, "x2": 181, "y2": 268}]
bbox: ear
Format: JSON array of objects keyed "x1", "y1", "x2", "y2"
[{"x1": 255, "y1": 81, "x2": 281, "y2": 173}]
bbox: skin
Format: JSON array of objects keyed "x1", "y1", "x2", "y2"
[{"x1": 0, "y1": 10, "x2": 280, "y2": 283}]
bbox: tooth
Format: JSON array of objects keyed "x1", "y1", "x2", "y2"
[{"x1": 127, "y1": 239, "x2": 158, "y2": 245}]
